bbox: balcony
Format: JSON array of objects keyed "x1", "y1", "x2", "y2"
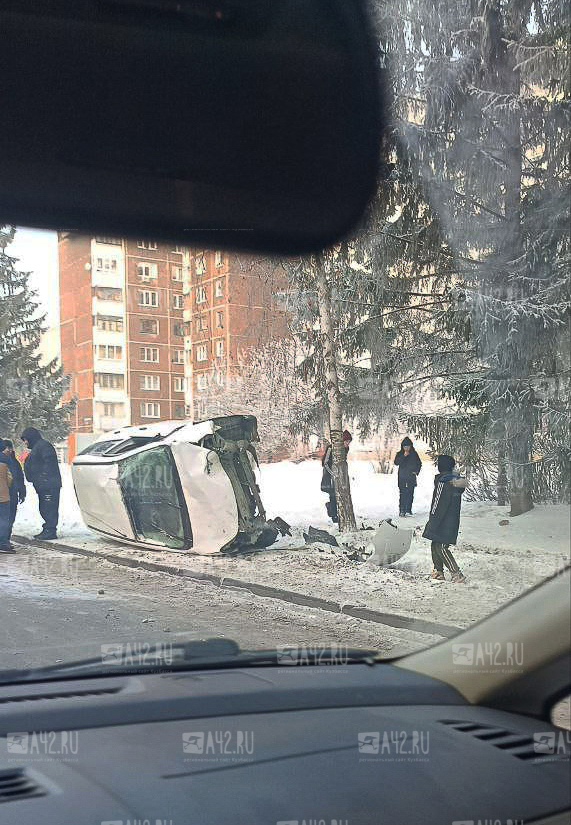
[
  {"x1": 93, "y1": 385, "x2": 126, "y2": 403},
  {"x1": 93, "y1": 356, "x2": 126, "y2": 375},
  {"x1": 92, "y1": 296, "x2": 125, "y2": 317},
  {"x1": 93, "y1": 327, "x2": 124, "y2": 346},
  {"x1": 97, "y1": 414, "x2": 129, "y2": 433}
]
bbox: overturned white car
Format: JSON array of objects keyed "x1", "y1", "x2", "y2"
[{"x1": 72, "y1": 416, "x2": 281, "y2": 554}]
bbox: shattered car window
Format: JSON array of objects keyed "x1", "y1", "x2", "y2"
[{"x1": 118, "y1": 447, "x2": 189, "y2": 550}]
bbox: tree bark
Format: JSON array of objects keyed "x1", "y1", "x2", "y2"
[
  {"x1": 493, "y1": 6, "x2": 534, "y2": 515},
  {"x1": 314, "y1": 255, "x2": 357, "y2": 531}
]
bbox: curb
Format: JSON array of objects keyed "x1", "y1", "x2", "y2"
[{"x1": 13, "y1": 535, "x2": 462, "y2": 638}]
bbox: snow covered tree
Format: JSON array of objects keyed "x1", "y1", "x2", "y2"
[
  {"x1": 371, "y1": 0, "x2": 570, "y2": 512},
  {"x1": 190, "y1": 338, "x2": 315, "y2": 460},
  {"x1": 0, "y1": 226, "x2": 75, "y2": 442},
  {"x1": 279, "y1": 246, "x2": 357, "y2": 531}
]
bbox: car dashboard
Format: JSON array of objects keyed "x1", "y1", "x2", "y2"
[{"x1": 0, "y1": 664, "x2": 569, "y2": 824}]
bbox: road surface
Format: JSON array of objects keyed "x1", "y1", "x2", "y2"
[{"x1": 0, "y1": 543, "x2": 430, "y2": 671}]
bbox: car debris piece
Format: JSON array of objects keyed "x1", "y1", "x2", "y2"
[
  {"x1": 303, "y1": 526, "x2": 339, "y2": 547},
  {"x1": 366, "y1": 521, "x2": 413, "y2": 567},
  {"x1": 268, "y1": 517, "x2": 292, "y2": 537},
  {"x1": 72, "y1": 415, "x2": 282, "y2": 555}
]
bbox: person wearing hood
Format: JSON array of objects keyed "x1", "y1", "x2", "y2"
[
  {"x1": 422, "y1": 454, "x2": 467, "y2": 583},
  {"x1": 0, "y1": 450, "x2": 15, "y2": 552},
  {"x1": 394, "y1": 436, "x2": 422, "y2": 517},
  {"x1": 0, "y1": 439, "x2": 26, "y2": 549},
  {"x1": 21, "y1": 427, "x2": 62, "y2": 540},
  {"x1": 321, "y1": 430, "x2": 352, "y2": 523}
]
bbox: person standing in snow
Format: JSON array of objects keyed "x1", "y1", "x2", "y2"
[
  {"x1": 0, "y1": 439, "x2": 26, "y2": 549},
  {"x1": 20, "y1": 427, "x2": 62, "y2": 540},
  {"x1": 0, "y1": 451, "x2": 15, "y2": 552},
  {"x1": 321, "y1": 430, "x2": 352, "y2": 524},
  {"x1": 394, "y1": 436, "x2": 422, "y2": 517},
  {"x1": 422, "y1": 454, "x2": 467, "y2": 583}
]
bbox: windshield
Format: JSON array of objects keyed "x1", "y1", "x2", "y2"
[{"x1": 0, "y1": 0, "x2": 569, "y2": 724}]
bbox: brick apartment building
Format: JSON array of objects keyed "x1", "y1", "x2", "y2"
[
  {"x1": 184, "y1": 250, "x2": 287, "y2": 420},
  {"x1": 58, "y1": 234, "x2": 286, "y2": 455}
]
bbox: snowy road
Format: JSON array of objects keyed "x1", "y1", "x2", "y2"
[{"x1": 0, "y1": 544, "x2": 434, "y2": 672}]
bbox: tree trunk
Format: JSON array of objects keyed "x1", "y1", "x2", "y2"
[
  {"x1": 494, "y1": 7, "x2": 534, "y2": 515},
  {"x1": 315, "y1": 256, "x2": 357, "y2": 531},
  {"x1": 497, "y1": 439, "x2": 508, "y2": 506}
]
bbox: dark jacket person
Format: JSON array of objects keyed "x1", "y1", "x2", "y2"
[
  {"x1": 0, "y1": 439, "x2": 26, "y2": 546},
  {"x1": 0, "y1": 453, "x2": 14, "y2": 552},
  {"x1": 394, "y1": 436, "x2": 422, "y2": 517},
  {"x1": 422, "y1": 454, "x2": 467, "y2": 583},
  {"x1": 21, "y1": 427, "x2": 61, "y2": 540}
]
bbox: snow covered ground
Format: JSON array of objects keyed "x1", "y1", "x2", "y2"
[{"x1": 13, "y1": 460, "x2": 570, "y2": 631}]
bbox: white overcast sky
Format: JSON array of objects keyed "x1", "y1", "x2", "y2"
[{"x1": 9, "y1": 226, "x2": 59, "y2": 327}]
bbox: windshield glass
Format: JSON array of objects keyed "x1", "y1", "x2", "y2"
[{"x1": 0, "y1": 0, "x2": 568, "y2": 728}]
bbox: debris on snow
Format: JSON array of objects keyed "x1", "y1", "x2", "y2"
[{"x1": 303, "y1": 526, "x2": 339, "y2": 547}]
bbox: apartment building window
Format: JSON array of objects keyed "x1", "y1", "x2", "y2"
[
  {"x1": 195, "y1": 286, "x2": 206, "y2": 304},
  {"x1": 96, "y1": 315, "x2": 123, "y2": 332},
  {"x1": 137, "y1": 240, "x2": 158, "y2": 250},
  {"x1": 174, "y1": 403, "x2": 185, "y2": 418},
  {"x1": 140, "y1": 318, "x2": 159, "y2": 334},
  {"x1": 95, "y1": 287, "x2": 122, "y2": 301},
  {"x1": 97, "y1": 345, "x2": 122, "y2": 360},
  {"x1": 95, "y1": 256, "x2": 118, "y2": 272},
  {"x1": 96, "y1": 236, "x2": 122, "y2": 245},
  {"x1": 172, "y1": 350, "x2": 185, "y2": 364},
  {"x1": 96, "y1": 373, "x2": 124, "y2": 389},
  {"x1": 172, "y1": 245, "x2": 184, "y2": 254},
  {"x1": 196, "y1": 316, "x2": 208, "y2": 332},
  {"x1": 196, "y1": 255, "x2": 206, "y2": 275},
  {"x1": 173, "y1": 377, "x2": 184, "y2": 393},
  {"x1": 140, "y1": 347, "x2": 159, "y2": 362},
  {"x1": 215, "y1": 340, "x2": 225, "y2": 357},
  {"x1": 216, "y1": 310, "x2": 224, "y2": 328},
  {"x1": 138, "y1": 290, "x2": 158, "y2": 307},
  {"x1": 197, "y1": 373, "x2": 208, "y2": 390},
  {"x1": 214, "y1": 250, "x2": 223, "y2": 267},
  {"x1": 173, "y1": 322, "x2": 186, "y2": 338},
  {"x1": 140, "y1": 402, "x2": 160, "y2": 418},
  {"x1": 215, "y1": 371, "x2": 225, "y2": 387},
  {"x1": 171, "y1": 265, "x2": 183, "y2": 281},
  {"x1": 137, "y1": 262, "x2": 158, "y2": 280},
  {"x1": 102, "y1": 402, "x2": 122, "y2": 417},
  {"x1": 196, "y1": 344, "x2": 208, "y2": 362},
  {"x1": 214, "y1": 280, "x2": 224, "y2": 298},
  {"x1": 140, "y1": 374, "x2": 160, "y2": 391},
  {"x1": 173, "y1": 294, "x2": 184, "y2": 309}
]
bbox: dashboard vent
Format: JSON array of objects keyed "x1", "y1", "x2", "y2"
[
  {"x1": 439, "y1": 720, "x2": 554, "y2": 762},
  {"x1": 0, "y1": 686, "x2": 121, "y2": 704},
  {"x1": 0, "y1": 768, "x2": 47, "y2": 803}
]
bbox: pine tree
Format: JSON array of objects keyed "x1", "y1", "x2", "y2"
[
  {"x1": 372, "y1": 0, "x2": 570, "y2": 512},
  {"x1": 0, "y1": 226, "x2": 75, "y2": 442}
]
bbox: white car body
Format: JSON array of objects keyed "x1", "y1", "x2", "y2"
[{"x1": 72, "y1": 416, "x2": 279, "y2": 554}]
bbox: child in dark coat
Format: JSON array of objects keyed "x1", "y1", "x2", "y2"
[{"x1": 422, "y1": 454, "x2": 467, "y2": 583}]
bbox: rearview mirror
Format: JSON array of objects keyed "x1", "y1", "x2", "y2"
[{"x1": 0, "y1": 0, "x2": 383, "y2": 253}]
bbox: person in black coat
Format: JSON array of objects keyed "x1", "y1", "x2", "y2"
[
  {"x1": 21, "y1": 427, "x2": 62, "y2": 540},
  {"x1": 321, "y1": 430, "x2": 352, "y2": 523},
  {"x1": 0, "y1": 439, "x2": 26, "y2": 549},
  {"x1": 394, "y1": 436, "x2": 422, "y2": 517},
  {"x1": 422, "y1": 454, "x2": 467, "y2": 583}
]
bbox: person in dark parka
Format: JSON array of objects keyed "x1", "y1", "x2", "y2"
[
  {"x1": 394, "y1": 436, "x2": 422, "y2": 517},
  {"x1": 21, "y1": 427, "x2": 61, "y2": 540},
  {"x1": 321, "y1": 430, "x2": 352, "y2": 523},
  {"x1": 0, "y1": 439, "x2": 26, "y2": 549},
  {"x1": 422, "y1": 454, "x2": 467, "y2": 583}
]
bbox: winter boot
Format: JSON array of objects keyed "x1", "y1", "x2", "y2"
[
  {"x1": 451, "y1": 571, "x2": 466, "y2": 583},
  {"x1": 431, "y1": 568, "x2": 445, "y2": 581},
  {"x1": 34, "y1": 530, "x2": 57, "y2": 541}
]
